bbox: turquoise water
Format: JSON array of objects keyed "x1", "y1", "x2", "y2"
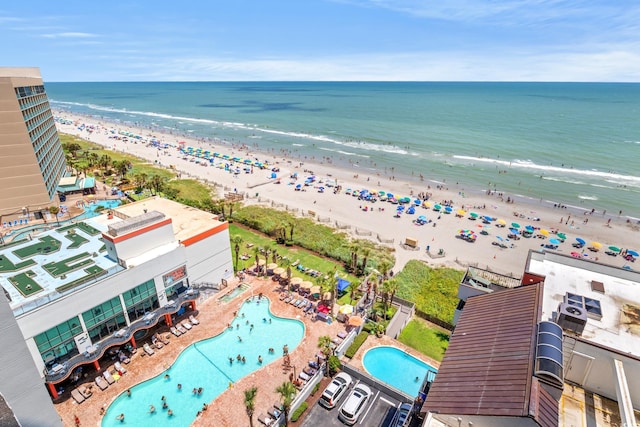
[
  {"x1": 102, "y1": 298, "x2": 304, "y2": 427},
  {"x1": 47, "y1": 82, "x2": 640, "y2": 218},
  {"x1": 362, "y1": 346, "x2": 437, "y2": 397},
  {"x1": 218, "y1": 283, "x2": 250, "y2": 303},
  {"x1": 72, "y1": 199, "x2": 121, "y2": 221}
]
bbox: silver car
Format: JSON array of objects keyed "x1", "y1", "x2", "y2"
[
  {"x1": 338, "y1": 383, "x2": 372, "y2": 425},
  {"x1": 319, "y1": 372, "x2": 353, "y2": 409}
]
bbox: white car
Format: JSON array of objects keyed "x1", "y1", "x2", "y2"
[
  {"x1": 393, "y1": 402, "x2": 413, "y2": 427},
  {"x1": 338, "y1": 383, "x2": 372, "y2": 425},
  {"x1": 319, "y1": 372, "x2": 353, "y2": 409}
]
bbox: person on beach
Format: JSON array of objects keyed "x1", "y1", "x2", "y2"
[{"x1": 74, "y1": 415, "x2": 81, "y2": 426}]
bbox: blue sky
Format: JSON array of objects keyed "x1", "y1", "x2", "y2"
[{"x1": 2, "y1": 0, "x2": 639, "y2": 81}]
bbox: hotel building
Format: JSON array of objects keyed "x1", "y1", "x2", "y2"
[
  {"x1": 0, "y1": 67, "x2": 66, "y2": 218},
  {"x1": 0, "y1": 197, "x2": 233, "y2": 402}
]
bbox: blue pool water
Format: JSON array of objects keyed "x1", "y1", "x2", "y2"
[
  {"x1": 102, "y1": 297, "x2": 304, "y2": 427},
  {"x1": 218, "y1": 283, "x2": 250, "y2": 303},
  {"x1": 72, "y1": 199, "x2": 121, "y2": 221},
  {"x1": 362, "y1": 346, "x2": 437, "y2": 397}
]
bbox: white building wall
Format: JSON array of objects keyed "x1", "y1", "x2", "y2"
[
  {"x1": 112, "y1": 222, "x2": 174, "y2": 260},
  {"x1": 184, "y1": 227, "x2": 233, "y2": 285}
]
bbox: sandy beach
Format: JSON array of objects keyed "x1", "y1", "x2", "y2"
[{"x1": 54, "y1": 111, "x2": 639, "y2": 277}]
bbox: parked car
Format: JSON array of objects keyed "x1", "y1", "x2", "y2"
[
  {"x1": 338, "y1": 383, "x2": 372, "y2": 425},
  {"x1": 393, "y1": 402, "x2": 413, "y2": 427},
  {"x1": 319, "y1": 372, "x2": 353, "y2": 409}
]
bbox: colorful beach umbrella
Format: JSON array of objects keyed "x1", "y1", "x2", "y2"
[
  {"x1": 484, "y1": 216, "x2": 493, "y2": 222},
  {"x1": 549, "y1": 238, "x2": 561, "y2": 245},
  {"x1": 444, "y1": 206, "x2": 453, "y2": 213},
  {"x1": 539, "y1": 229, "x2": 550, "y2": 236},
  {"x1": 433, "y1": 204, "x2": 442, "y2": 211},
  {"x1": 511, "y1": 222, "x2": 521, "y2": 229},
  {"x1": 608, "y1": 246, "x2": 621, "y2": 253},
  {"x1": 457, "y1": 209, "x2": 466, "y2": 216},
  {"x1": 497, "y1": 219, "x2": 506, "y2": 225},
  {"x1": 469, "y1": 212, "x2": 479, "y2": 218},
  {"x1": 576, "y1": 237, "x2": 586, "y2": 245},
  {"x1": 627, "y1": 250, "x2": 639, "y2": 257},
  {"x1": 339, "y1": 305, "x2": 354, "y2": 315},
  {"x1": 591, "y1": 241, "x2": 602, "y2": 249},
  {"x1": 557, "y1": 232, "x2": 567, "y2": 240}
]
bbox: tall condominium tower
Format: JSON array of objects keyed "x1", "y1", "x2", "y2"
[{"x1": 0, "y1": 67, "x2": 66, "y2": 217}]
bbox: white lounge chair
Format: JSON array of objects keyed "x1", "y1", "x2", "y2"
[
  {"x1": 176, "y1": 323, "x2": 188, "y2": 334},
  {"x1": 71, "y1": 388, "x2": 85, "y2": 404},
  {"x1": 114, "y1": 362, "x2": 127, "y2": 375},
  {"x1": 189, "y1": 315, "x2": 199, "y2": 325},
  {"x1": 143, "y1": 343, "x2": 155, "y2": 355},
  {"x1": 182, "y1": 320, "x2": 192, "y2": 330},
  {"x1": 170, "y1": 326, "x2": 181, "y2": 337},
  {"x1": 94, "y1": 376, "x2": 109, "y2": 390},
  {"x1": 103, "y1": 370, "x2": 115, "y2": 385}
]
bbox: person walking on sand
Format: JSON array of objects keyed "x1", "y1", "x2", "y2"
[{"x1": 74, "y1": 415, "x2": 81, "y2": 427}]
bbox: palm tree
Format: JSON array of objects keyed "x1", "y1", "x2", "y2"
[
  {"x1": 280, "y1": 258, "x2": 292, "y2": 288},
  {"x1": 359, "y1": 248, "x2": 371, "y2": 276},
  {"x1": 63, "y1": 142, "x2": 82, "y2": 158},
  {"x1": 317, "y1": 335, "x2": 333, "y2": 376},
  {"x1": 253, "y1": 246, "x2": 261, "y2": 274},
  {"x1": 231, "y1": 235, "x2": 244, "y2": 272},
  {"x1": 87, "y1": 152, "x2": 99, "y2": 167},
  {"x1": 48, "y1": 206, "x2": 60, "y2": 225},
  {"x1": 287, "y1": 220, "x2": 295, "y2": 242},
  {"x1": 148, "y1": 175, "x2": 166, "y2": 195},
  {"x1": 113, "y1": 160, "x2": 129, "y2": 180},
  {"x1": 275, "y1": 381, "x2": 296, "y2": 426},
  {"x1": 98, "y1": 154, "x2": 112, "y2": 171},
  {"x1": 244, "y1": 386, "x2": 258, "y2": 427}
]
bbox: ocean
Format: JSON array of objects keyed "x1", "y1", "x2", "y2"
[{"x1": 46, "y1": 82, "x2": 640, "y2": 218}]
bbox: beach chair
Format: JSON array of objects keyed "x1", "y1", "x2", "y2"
[
  {"x1": 189, "y1": 314, "x2": 200, "y2": 325},
  {"x1": 338, "y1": 331, "x2": 347, "y2": 339},
  {"x1": 332, "y1": 337, "x2": 343, "y2": 345},
  {"x1": 103, "y1": 370, "x2": 116, "y2": 385},
  {"x1": 71, "y1": 388, "x2": 86, "y2": 404},
  {"x1": 303, "y1": 366, "x2": 317, "y2": 376},
  {"x1": 257, "y1": 413, "x2": 274, "y2": 426},
  {"x1": 299, "y1": 371, "x2": 311, "y2": 382},
  {"x1": 157, "y1": 334, "x2": 170, "y2": 345},
  {"x1": 114, "y1": 361, "x2": 127, "y2": 375},
  {"x1": 152, "y1": 337, "x2": 164, "y2": 349},
  {"x1": 143, "y1": 343, "x2": 155, "y2": 356},
  {"x1": 176, "y1": 323, "x2": 188, "y2": 334},
  {"x1": 170, "y1": 326, "x2": 181, "y2": 337},
  {"x1": 182, "y1": 320, "x2": 193, "y2": 330},
  {"x1": 268, "y1": 407, "x2": 282, "y2": 420},
  {"x1": 78, "y1": 385, "x2": 93, "y2": 399},
  {"x1": 94, "y1": 376, "x2": 109, "y2": 391}
]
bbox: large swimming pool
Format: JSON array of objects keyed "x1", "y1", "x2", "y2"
[
  {"x1": 362, "y1": 346, "x2": 437, "y2": 397},
  {"x1": 102, "y1": 297, "x2": 304, "y2": 427}
]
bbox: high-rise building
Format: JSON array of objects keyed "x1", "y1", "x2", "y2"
[{"x1": 0, "y1": 67, "x2": 67, "y2": 218}]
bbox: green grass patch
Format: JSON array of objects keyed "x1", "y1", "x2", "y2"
[
  {"x1": 8, "y1": 270, "x2": 43, "y2": 297},
  {"x1": 12, "y1": 236, "x2": 62, "y2": 259},
  {"x1": 394, "y1": 260, "x2": 463, "y2": 324},
  {"x1": 0, "y1": 254, "x2": 35, "y2": 273},
  {"x1": 165, "y1": 179, "x2": 213, "y2": 201},
  {"x1": 64, "y1": 231, "x2": 89, "y2": 249},
  {"x1": 398, "y1": 318, "x2": 450, "y2": 362},
  {"x1": 344, "y1": 331, "x2": 369, "y2": 358}
]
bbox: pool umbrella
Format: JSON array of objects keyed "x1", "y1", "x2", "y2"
[
  {"x1": 549, "y1": 238, "x2": 561, "y2": 245},
  {"x1": 290, "y1": 277, "x2": 303, "y2": 285},
  {"x1": 608, "y1": 246, "x2": 621, "y2": 253},
  {"x1": 300, "y1": 281, "x2": 313, "y2": 290},
  {"x1": 576, "y1": 238, "x2": 586, "y2": 245},
  {"x1": 322, "y1": 292, "x2": 332, "y2": 301},
  {"x1": 309, "y1": 285, "x2": 320, "y2": 295},
  {"x1": 273, "y1": 267, "x2": 285, "y2": 276},
  {"x1": 557, "y1": 232, "x2": 567, "y2": 240},
  {"x1": 339, "y1": 305, "x2": 354, "y2": 315},
  {"x1": 258, "y1": 259, "x2": 266, "y2": 266},
  {"x1": 511, "y1": 222, "x2": 521, "y2": 229},
  {"x1": 267, "y1": 263, "x2": 278, "y2": 270},
  {"x1": 348, "y1": 316, "x2": 364, "y2": 327},
  {"x1": 627, "y1": 250, "x2": 639, "y2": 257}
]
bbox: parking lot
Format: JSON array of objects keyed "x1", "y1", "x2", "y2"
[{"x1": 301, "y1": 379, "x2": 404, "y2": 427}]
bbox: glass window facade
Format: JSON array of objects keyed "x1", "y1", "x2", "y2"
[
  {"x1": 34, "y1": 317, "x2": 83, "y2": 363},
  {"x1": 123, "y1": 279, "x2": 159, "y2": 322},
  {"x1": 82, "y1": 296, "x2": 126, "y2": 342}
]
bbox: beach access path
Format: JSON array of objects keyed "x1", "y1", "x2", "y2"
[{"x1": 55, "y1": 112, "x2": 639, "y2": 277}]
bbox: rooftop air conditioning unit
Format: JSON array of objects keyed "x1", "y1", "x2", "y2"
[{"x1": 556, "y1": 302, "x2": 587, "y2": 335}]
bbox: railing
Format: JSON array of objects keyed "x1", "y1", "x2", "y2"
[{"x1": 44, "y1": 290, "x2": 199, "y2": 383}]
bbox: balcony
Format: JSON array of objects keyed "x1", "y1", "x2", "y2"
[{"x1": 44, "y1": 289, "x2": 199, "y2": 383}]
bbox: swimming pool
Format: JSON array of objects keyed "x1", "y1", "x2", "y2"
[
  {"x1": 218, "y1": 283, "x2": 251, "y2": 303},
  {"x1": 102, "y1": 297, "x2": 304, "y2": 427},
  {"x1": 362, "y1": 346, "x2": 437, "y2": 397}
]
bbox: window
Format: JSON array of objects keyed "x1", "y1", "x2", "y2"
[
  {"x1": 34, "y1": 317, "x2": 83, "y2": 362},
  {"x1": 82, "y1": 296, "x2": 124, "y2": 329}
]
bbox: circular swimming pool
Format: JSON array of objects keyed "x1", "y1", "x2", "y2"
[
  {"x1": 101, "y1": 297, "x2": 304, "y2": 427},
  {"x1": 362, "y1": 346, "x2": 437, "y2": 397}
]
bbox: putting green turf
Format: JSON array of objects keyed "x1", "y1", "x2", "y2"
[
  {"x1": 12, "y1": 236, "x2": 61, "y2": 259},
  {"x1": 9, "y1": 270, "x2": 43, "y2": 296}
]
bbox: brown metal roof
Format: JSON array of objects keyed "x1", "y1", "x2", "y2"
[{"x1": 423, "y1": 283, "x2": 551, "y2": 420}]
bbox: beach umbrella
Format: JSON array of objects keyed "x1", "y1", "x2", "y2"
[
  {"x1": 539, "y1": 229, "x2": 550, "y2": 236},
  {"x1": 434, "y1": 204, "x2": 442, "y2": 211},
  {"x1": 576, "y1": 238, "x2": 586, "y2": 245},
  {"x1": 267, "y1": 263, "x2": 278, "y2": 270},
  {"x1": 397, "y1": 205, "x2": 405, "y2": 211},
  {"x1": 300, "y1": 281, "x2": 313, "y2": 290},
  {"x1": 557, "y1": 232, "x2": 567, "y2": 240},
  {"x1": 483, "y1": 216, "x2": 493, "y2": 222},
  {"x1": 309, "y1": 285, "x2": 320, "y2": 294},
  {"x1": 496, "y1": 236, "x2": 504, "y2": 241},
  {"x1": 511, "y1": 222, "x2": 521, "y2": 229},
  {"x1": 608, "y1": 246, "x2": 621, "y2": 253},
  {"x1": 444, "y1": 206, "x2": 453, "y2": 213},
  {"x1": 322, "y1": 292, "x2": 332, "y2": 301},
  {"x1": 591, "y1": 241, "x2": 602, "y2": 249},
  {"x1": 422, "y1": 201, "x2": 431, "y2": 208},
  {"x1": 549, "y1": 238, "x2": 561, "y2": 245},
  {"x1": 457, "y1": 209, "x2": 466, "y2": 216},
  {"x1": 339, "y1": 305, "x2": 354, "y2": 315},
  {"x1": 386, "y1": 193, "x2": 394, "y2": 198},
  {"x1": 273, "y1": 267, "x2": 285, "y2": 276},
  {"x1": 525, "y1": 225, "x2": 535, "y2": 232},
  {"x1": 469, "y1": 212, "x2": 479, "y2": 218},
  {"x1": 414, "y1": 199, "x2": 421, "y2": 206},
  {"x1": 348, "y1": 316, "x2": 364, "y2": 327},
  {"x1": 497, "y1": 219, "x2": 506, "y2": 225},
  {"x1": 509, "y1": 228, "x2": 520, "y2": 235},
  {"x1": 571, "y1": 252, "x2": 581, "y2": 258},
  {"x1": 258, "y1": 259, "x2": 266, "y2": 266},
  {"x1": 627, "y1": 250, "x2": 639, "y2": 257},
  {"x1": 290, "y1": 277, "x2": 303, "y2": 285}
]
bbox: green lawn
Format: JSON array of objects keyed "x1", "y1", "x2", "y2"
[
  {"x1": 398, "y1": 318, "x2": 450, "y2": 362},
  {"x1": 165, "y1": 179, "x2": 213, "y2": 201},
  {"x1": 12, "y1": 236, "x2": 62, "y2": 259},
  {"x1": 229, "y1": 224, "x2": 359, "y2": 290},
  {"x1": 9, "y1": 270, "x2": 43, "y2": 296}
]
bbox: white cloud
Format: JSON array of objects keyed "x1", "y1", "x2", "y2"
[{"x1": 41, "y1": 32, "x2": 98, "y2": 39}]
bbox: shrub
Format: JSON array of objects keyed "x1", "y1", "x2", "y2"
[
  {"x1": 345, "y1": 331, "x2": 369, "y2": 358},
  {"x1": 291, "y1": 402, "x2": 308, "y2": 422},
  {"x1": 328, "y1": 355, "x2": 342, "y2": 376},
  {"x1": 311, "y1": 382, "x2": 321, "y2": 396}
]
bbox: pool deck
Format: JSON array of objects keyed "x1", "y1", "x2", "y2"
[{"x1": 56, "y1": 275, "x2": 348, "y2": 427}]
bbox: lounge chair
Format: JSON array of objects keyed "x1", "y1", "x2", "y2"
[
  {"x1": 94, "y1": 376, "x2": 109, "y2": 391},
  {"x1": 103, "y1": 370, "x2": 116, "y2": 385},
  {"x1": 143, "y1": 343, "x2": 155, "y2": 356},
  {"x1": 337, "y1": 331, "x2": 347, "y2": 339},
  {"x1": 71, "y1": 388, "x2": 85, "y2": 404},
  {"x1": 176, "y1": 323, "x2": 188, "y2": 334},
  {"x1": 114, "y1": 362, "x2": 127, "y2": 375},
  {"x1": 157, "y1": 334, "x2": 170, "y2": 345},
  {"x1": 170, "y1": 326, "x2": 181, "y2": 337},
  {"x1": 257, "y1": 413, "x2": 274, "y2": 426},
  {"x1": 152, "y1": 337, "x2": 164, "y2": 349},
  {"x1": 182, "y1": 320, "x2": 193, "y2": 330},
  {"x1": 332, "y1": 337, "x2": 343, "y2": 345},
  {"x1": 283, "y1": 295, "x2": 292, "y2": 303},
  {"x1": 268, "y1": 407, "x2": 282, "y2": 419},
  {"x1": 78, "y1": 385, "x2": 93, "y2": 398},
  {"x1": 189, "y1": 315, "x2": 200, "y2": 325},
  {"x1": 299, "y1": 371, "x2": 311, "y2": 381}
]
